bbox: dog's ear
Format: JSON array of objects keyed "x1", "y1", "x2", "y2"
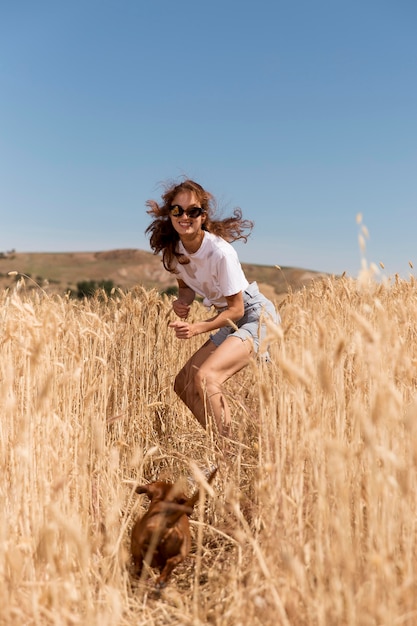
[{"x1": 135, "y1": 482, "x2": 170, "y2": 502}]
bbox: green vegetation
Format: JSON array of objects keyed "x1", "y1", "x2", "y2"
[{"x1": 76, "y1": 279, "x2": 115, "y2": 299}]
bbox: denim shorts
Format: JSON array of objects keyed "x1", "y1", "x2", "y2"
[{"x1": 210, "y1": 282, "x2": 280, "y2": 357}]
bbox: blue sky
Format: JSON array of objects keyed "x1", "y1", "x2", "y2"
[{"x1": 1, "y1": 0, "x2": 416, "y2": 277}]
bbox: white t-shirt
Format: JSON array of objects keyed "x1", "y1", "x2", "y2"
[{"x1": 174, "y1": 231, "x2": 249, "y2": 308}]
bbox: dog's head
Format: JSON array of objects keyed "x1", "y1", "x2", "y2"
[{"x1": 135, "y1": 479, "x2": 188, "y2": 505}]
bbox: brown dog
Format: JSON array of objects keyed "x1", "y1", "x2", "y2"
[{"x1": 131, "y1": 468, "x2": 217, "y2": 589}]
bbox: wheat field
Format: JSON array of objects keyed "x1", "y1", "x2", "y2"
[{"x1": 1, "y1": 274, "x2": 417, "y2": 626}]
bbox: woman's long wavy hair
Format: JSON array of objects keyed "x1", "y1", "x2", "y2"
[{"x1": 145, "y1": 179, "x2": 254, "y2": 273}]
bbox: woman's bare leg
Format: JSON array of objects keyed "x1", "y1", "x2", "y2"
[
  {"x1": 174, "y1": 340, "x2": 217, "y2": 429},
  {"x1": 174, "y1": 337, "x2": 253, "y2": 436}
]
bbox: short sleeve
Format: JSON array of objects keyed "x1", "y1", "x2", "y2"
[{"x1": 217, "y1": 249, "x2": 248, "y2": 296}]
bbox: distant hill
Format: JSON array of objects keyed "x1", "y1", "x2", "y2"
[{"x1": 0, "y1": 249, "x2": 331, "y2": 302}]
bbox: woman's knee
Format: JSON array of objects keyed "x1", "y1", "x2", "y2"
[
  {"x1": 174, "y1": 368, "x2": 187, "y2": 397},
  {"x1": 174, "y1": 362, "x2": 198, "y2": 397}
]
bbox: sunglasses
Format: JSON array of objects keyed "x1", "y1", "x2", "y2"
[{"x1": 169, "y1": 204, "x2": 205, "y2": 218}]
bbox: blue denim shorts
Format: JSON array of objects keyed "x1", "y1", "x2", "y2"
[{"x1": 210, "y1": 282, "x2": 280, "y2": 357}]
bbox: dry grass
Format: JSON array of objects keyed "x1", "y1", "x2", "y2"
[{"x1": 1, "y1": 274, "x2": 417, "y2": 625}]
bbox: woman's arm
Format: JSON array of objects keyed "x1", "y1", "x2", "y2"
[
  {"x1": 172, "y1": 279, "x2": 196, "y2": 319},
  {"x1": 169, "y1": 291, "x2": 244, "y2": 339}
]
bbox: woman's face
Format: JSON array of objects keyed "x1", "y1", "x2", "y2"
[{"x1": 169, "y1": 189, "x2": 206, "y2": 239}]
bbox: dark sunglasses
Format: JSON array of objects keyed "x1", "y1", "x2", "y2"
[{"x1": 169, "y1": 204, "x2": 205, "y2": 218}]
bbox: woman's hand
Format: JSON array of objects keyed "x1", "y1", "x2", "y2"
[
  {"x1": 172, "y1": 299, "x2": 191, "y2": 319},
  {"x1": 169, "y1": 320, "x2": 199, "y2": 339}
]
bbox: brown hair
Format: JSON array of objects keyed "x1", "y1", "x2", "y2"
[{"x1": 145, "y1": 179, "x2": 254, "y2": 273}]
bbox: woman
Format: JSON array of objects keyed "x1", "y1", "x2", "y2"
[{"x1": 146, "y1": 179, "x2": 279, "y2": 440}]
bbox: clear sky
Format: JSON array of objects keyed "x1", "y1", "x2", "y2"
[{"x1": 1, "y1": 0, "x2": 416, "y2": 278}]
